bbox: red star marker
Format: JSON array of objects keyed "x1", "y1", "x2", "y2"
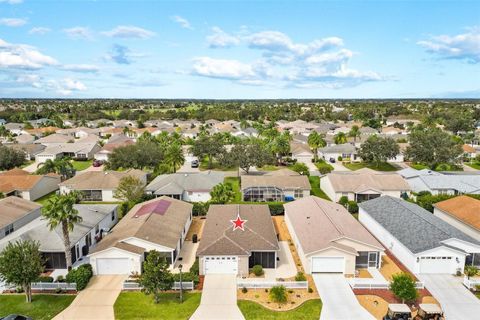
[{"x1": 231, "y1": 214, "x2": 247, "y2": 231}]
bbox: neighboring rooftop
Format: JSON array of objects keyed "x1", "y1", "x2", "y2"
[
  {"x1": 0, "y1": 169, "x2": 59, "y2": 194},
  {"x1": 319, "y1": 144, "x2": 357, "y2": 153},
  {"x1": 434, "y1": 195, "x2": 480, "y2": 232},
  {"x1": 325, "y1": 168, "x2": 410, "y2": 192},
  {"x1": 241, "y1": 172, "x2": 311, "y2": 190},
  {"x1": 359, "y1": 196, "x2": 480, "y2": 254},
  {"x1": 399, "y1": 168, "x2": 480, "y2": 193},
  {"x1": 198, "y1": 204, "x2": 279, "y2": 256},
  {"x1": 0, "y1": 196, "x2": 41, "y2": 229},
  {"x1": 146, "y1": 171, "x2": 224, "y2": 195},
  {"x1": 59, "y1": 169, "x2": 146, "y2": 190}
]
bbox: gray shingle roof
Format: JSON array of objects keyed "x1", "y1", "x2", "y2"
[
  {"x1": 319, "y1": 144, "x2": 356, "y2": 154},
  {"x1": 146, "y1": 172, "x2": 224, "y2": 195},
  {"x1": 359, "y1": 196, "x2": 480, "y2": 254}
]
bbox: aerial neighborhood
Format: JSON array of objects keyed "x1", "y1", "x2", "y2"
[{"x1": 0, "y1": 99, "x2": 480, "y2": 319}]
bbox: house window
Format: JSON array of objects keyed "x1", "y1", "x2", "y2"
[
  {"x1": 82, "y1": 190, "x2": 102, "y2": 201},
  {"x1": 4, "y1": 224, "x2": 14, "y2": 236},
  {"x1": 294, "y1": 189, "x2": 303, "y2": 198},
  {"x1": 86, "y1": 233, "x2": 92, "y2": 247}
]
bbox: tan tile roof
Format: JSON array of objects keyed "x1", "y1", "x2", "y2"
[
  {"x1": 241, "y1": 174, "x2": 311, "y2": 190},
  {"x1": 434, "y1": 195, "x2": 480, "y2": 231},
  {"x1": 0, "y1": 169, "x2": 59, "y2": 193},
  {"x1": 0, "y1": 196, "x2": 41, "y2": 229},
  {"x1": 91, "y1": 196, "x2": 193, "y2": 254},
  {"x1": 325, "y1": 169, "x2": 410, "y2": 192},
  {"x1": 463, "y1": 144, "x2": 476, "y2": 153},
  {"x1": 284, "y1": 196, "x2": 384, "y2": 255},
  {"x1": 198, "y1": 204, "x2": 279, "y2": 256},
  {"x1": 59, "y1": 169, "x2": 146, "y2": 190}
]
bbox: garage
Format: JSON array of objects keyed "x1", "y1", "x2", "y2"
[
  {"x1": 96, "y1": 258, "x2": 132, "y2": 275},
  {"x1": 311, "y1": 256, "x2": 345, "y2": 273},
  {"x1": 203, "y1": 256, "x2": 238, "y2": 274},
  {"x1": 419, "y1": 256, "x2": 453, "y2": 274}
]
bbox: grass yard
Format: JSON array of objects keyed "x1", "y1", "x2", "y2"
[
  {"x1": 225, "y1": 176, "x2": 242, "y2": 202},
  {"x1": 466, "y1": 162, "x2": 480, "y2": 170},
  {"x1": 71, "y1": 160, "x2": 93, "y2": 171},
  {"x1": 409, "y1": 163, "x2": 430, "y2": 170},
  {"x1": 308, "y1": 176, "x2": 331, "y2": 201},
  {"x1": 35, "y1": 191, "x2": 57, "y2": 206},
  {"x1": 0, "y1": 294, "x2": 75, "y2": 320},
  {"x1": 257, "y1": 165, "x2": 282, "y2": 171},
  {"x1": 114, "y1": 292, "x2": 201, "y2": 320},
  {"x1": 343, "y1": 162, "x2": 397, "y2": 171},
  {"x1": 238, "y1": 299, "x2": 322, "y2": 320},
  {"x1": 199, "y1": 157, "x2": 236, "y2": 171}
]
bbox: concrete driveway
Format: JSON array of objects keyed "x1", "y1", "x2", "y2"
[
  {"x1": 190, "y1": 274, "x2": 244, "y2": 320},
  {"x1": 53, "y1": 275, "x2": 125, "y2": 320},
  {"x1": 178, "y1": 160, "x2": 200, "y2": 173},
  {"x1": 419, "y1": 274, "x2": 480, "y2": 320},
  {"x1": 330, "y1": 162, "x2": 350, "y2": 172},
  {"x1": 313, "y1": 273, "x2": 375, "y2": 320},
  {"x1": 173, "y1": 240, "x2": 199, "y2": 273}
]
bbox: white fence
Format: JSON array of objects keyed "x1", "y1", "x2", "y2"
[
  {"x1": 463, "y1": 276, "x2": 480, "y2": 290},
  {"x1": 123, "y1": 281, "x2": 194, "y2": 291},
  {"x1": 349, "y1": 281, "x2": 424, "y2": 290},
  {"x1": 237, "y1": 280, "x2": 308, "y2": 289},
  {"x1": 32, "y1": 282, "x2": 77, "y2": 291}
]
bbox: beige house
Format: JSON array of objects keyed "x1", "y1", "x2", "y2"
[
  {"x1": 0, "y1": 196, "x2": 41, "y2": 240},
  {"x1": 320, "y1": 168, "x2": 410, "y2": 202},
  {"x1": 0, "y1": 169, "x2": 60, "y2": 201},
  {"x1": 197, "y1": 204, "x2": 279, "y2": 276},
  {"x1": 284, "y1": 196, "x2": 384, "y2": 274}
]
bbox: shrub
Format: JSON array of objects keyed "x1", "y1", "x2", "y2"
[
  {"x1": 295, "y1": 272, "x2": 306, "y2": 281},
  {"x1": 290, "y1": 162, "x2": 310, "y2": 176},
  {"x1": 37, "y1": 276, "x2": 54, "y2": 283},
  {"x1": 269, "y1": 285, "x2": 288, "y2": 303},
  {"x1": 268, "y1": 203, "x2": 284, "y2": 216},
  {"x1": 465, "y1": 265, "x2": 478, "y2": 279},
  {"x1": 242, "y1": 287, "x2": 248, "y2": 294},
  {"x1": 389, "y1": 272, "x2": 418, "y2": 304},
  {"x1": 315, "y1": 161, "x2": 333, "y2": 174},
  {"x1": 308, "y1": 287, "x2": 313, "y2": 293},
  {"x1": 55, "y1": 287, "x2": 64, "y2": 294},
  {"x1": 192, "y1": 202, "x2": 209, "y2": 216},
  {"x1": 347, "y1": 201, "x2": 358, "y2": 214},
  {"x1": 190, "y1": 258, "x2": 200, "y2": 276},
  {"x1": 66, "y1": 264, "x2": 93, "y2": 291},
  {"x1": 252, "y1": 265, "x2": 264, "y2": 276},
  {"x1": 337, "y1": 156, "x2": 343, "y2": 161},
  {"x1": 56, "y1": 275, "x2": 65, "y2": 283},
  {"x1": 338, "y1": 196, "x2": 348, "y2": 207}
]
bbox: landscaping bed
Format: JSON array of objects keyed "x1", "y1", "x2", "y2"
[
  {"x1": 0, "y1": 294, "x2": 75, "y2": 320},
  {"x1": 114, "y1": 291, "x2": 201, "y2": 320},
  {"x1": 238, "y1": 288, "x2": 318, "y2": 311},
  {"x1": 356, "y1": 294, "x2": 437, "y2": 320},
  {"x1": 238, "y1": 299, "x2": 322, "y2": 320}
]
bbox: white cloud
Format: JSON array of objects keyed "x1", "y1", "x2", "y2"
[
  {"x1": 0, "y1": 0, "x2": 23, "y2": 4},
  {"x1": 0, "y1": 18, "x2": 27, "y2": 27},
  {"x1": 171, "y1": 15, "x2": 192, "y2": 30},
  {"x1": 0, "y1": 38, "x2": 58, "y2": 69},
  {"x1": 417, "y1": 27, "x2": 480, "y2": 63},
  {"x1": 206, "y1": 27, "x2": 240, "y2": 48},
  {"x1": 14, "y1": 74, "x2": 87, "y2": 95},
  {"x1": 192, "y1": 57, "x2": 257, "y2": 80},
  {"x1": 63, "y1": 27, "x2": 93, "y2": 40},
  {"x1": 29, "y1": 27, "x2": 51, "y2": 35},
  {"x1": 60, "y1": 64, "x2": 100, "y2": 73},
  {"x1": 16, "y1": 74, "x2": 42, "y2": 88},
  {"x1": 102, "y1": 25, "x2": 155, "y2": 39}
]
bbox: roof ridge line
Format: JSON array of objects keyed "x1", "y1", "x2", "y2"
[{"x1": 314, "y1": 197, "x2": 345, "y2": 237}]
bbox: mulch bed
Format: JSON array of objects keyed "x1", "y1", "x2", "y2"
[
  {"x1": 354, "y1": 289, "x2": 432, "y2": 308},
  {"x1": 384, "y1": 249, "x2": 418, "y2": 280}
]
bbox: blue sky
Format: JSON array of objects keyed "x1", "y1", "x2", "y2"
[{"x1": 0, "y1": 0, "x2": 479, "y2": 98}]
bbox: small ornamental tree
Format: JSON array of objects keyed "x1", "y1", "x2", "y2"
[
  {"x1": 0, "y1": 240, "x2": 44, "y2": 303},
  {"x1": 269, "y1": 285, "x2": 288, "y2": 304},
  {"x1": 139, "y1": 250, "x2": 174, "y2": 304},
  {"x1": 465, "y1": 265, "x2": 478, "y2": 279},
  {"x1": 338, "y1": 196, "x2": 349, "y2": 208},
  {"x1": 114, "y1": 175, "x2": 145, "y2": 204},
  {"x1": 389, "y1": 272, "x2": 418, "y2": 304}
]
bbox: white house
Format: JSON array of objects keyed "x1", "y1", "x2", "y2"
[
  {"x1": 318, "y1": 144, "x2": 358, "y2": 162},
  {"x1": 359, "y1": 196, "x2": 480, "y2": 274},
  {"x1": 35, "y1": 143, "x2": 101, "y2": 163},
  {"x1": 284, "y1": 196, "x2": 384, "y2": 274},
  {"x1": 89, "y1": 197, "x2": 192, "y2": 275}
]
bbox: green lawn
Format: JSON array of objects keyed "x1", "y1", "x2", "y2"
[
  {"x1": 257, "y1": 165, "x2": 282, "y2": 171},
  {"x1": 20, "y1": 160, "x2": 34, "y2": 169},
  {"x1": 409, "y1": 163, "x2": 430, "y2": 170},
  {"x1": 114, "y1": 292, "x2": 201, "y2": 320},
  {"x1": 466, "y1": 162, "x2": 480, "y2": 170},
  {"x1": 0, "y1": 294, "x2": 75, "y2": 320},
  {"x1": 199, "y1": 157, "x2": 236, "y2": 171},
  {"x1": 35, "y1": 191, "x2": 57, "y2": 206},
  {"x1": 343, "y1": 162, "x2": 397, "y2": 171},
  {"x1": 225, "y1": 177, "x2": 242, "y2": 202},
  {"x1": 238, "y1": 299, "x2": 322, "y2": 320},
  {"x1": 71, "y1": 160, "x2": 93, "y2": 171},
  {"x1": 308, "y1": 176, "x2": 331, "y2": 201}
]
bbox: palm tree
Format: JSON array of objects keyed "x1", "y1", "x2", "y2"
[
  {"x1": 307, "y1": 132, "x2": 326, "y2": 162},
  {"x1": 210, "y1": 183, "x2": 235, "y2": 204},
  {"x1": 42, "y1": 192, "x2": 83, "y2": 269},
  {"x1": 165, "y1": 143, "x2": 185, "y2": 173},
  {"x1": 348, "y1": 125, "x2": 361, "y2": 144},
  {"x1": 36, "y1": 158, "x2": 75, "y2": 180},
  {"x1": 334, "y1": 132, "x2": 347, "y2": 145}
]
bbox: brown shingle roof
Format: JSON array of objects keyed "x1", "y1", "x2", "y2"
[
  {"x1": 0, "y1": 196, "x2": 41, "y2": 229},
  {"x1": 59, "y1": 169, "x2": 146, "y2": 190},
  {"x1": 434, "y1": 195, "x2": 480, "y2": 231},
  {"x1": 197, "y1": 204, "x2": 279, "y2": 256},
  {"x1": 284, "y1": 196, "x2": 384, "y2": 255},
  {"x1": 325, "y1": 169, "x2": 410, "y2": 192},
  {"x1": 241, "y1": 174, "x2": 311, "y2": 190},
  {"x1": 91, "y1": 196, "x2": 193, "y2": 254},
  {"x1": 0, "y1": 169, "x2": 59, "y2": 193}
]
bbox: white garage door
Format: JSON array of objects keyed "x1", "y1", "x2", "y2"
[
  {"x1": 96, "y1": 258, "x2": 132, "y2": 275},
  {"x1": 204, "y1": 256, "x2": 238, "y2": 274},
  {"x1": 419, "y1": 256, "x2": 453, "y2": 274},
  {"x1": 311, "y1": 257, "x2": 345, "y2": 273}
]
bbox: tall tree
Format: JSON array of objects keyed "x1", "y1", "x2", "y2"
[
  {"x1": 114, "y1": 176, "x2": 145, "y2": 204},
  {"x1": 0, "y1": 145, "x2": 26, "y2": 170},
  {"x1": 308, "y1": 132, "x2": 326, "y2": 162},
  {"x1": 358, "y1": 135, "x2": 399, "y2": 167},
  {"x1": 190, "y1": 134, "x2": 225, "y2": 169},
  {"x1": 165, "y1": 143, "x2": 185, "y2": 173},
  {"x1": 210, "y1": 183, "x2": 235, "y2": 204},
  {"x1": 270, "y1": 133, "x2": 291, "y2": 164},
  {"x1": 42, "y1": 192, "x2": 83, "y2": 269},
  {"x1": 334, "y1": 132, "x2": 347, "y2": 145},
  {"x1": 225, "y1": 139, "x2": 274, "y2": 173},
  {"x1": 139, "y1": 250, "x2": 174, "y2": 304},
  {"x1": 348, "y1": 125, "x2": 361, "y2": 144},
  {"x1": 0, "y1": 240, "x2": 44, "y2": 303},
  {"x1": 36, "y1": 158, "x2": 75, "y2": 180}
]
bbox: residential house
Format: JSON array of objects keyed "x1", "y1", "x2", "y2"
[
  {"x1": 4, "y1": 123, "x2": 24, "y2": 135},
  {"x1": 241, "y1": 169, "x2": 311, "y2": 202},
  {"x1": 284, "y1": 196, "x2": 384, "y2": 274},
  {"x1": 0, "y1": 197, "x2": 41, "y2": 240},
  {"x1": 35, "y1": 143, "x2": 101, "y2": 163},
  {"x1": 0, "y1": 204, "x2": 118, "y2": 269},
  {"x1": 320, "y1": 168, "x2": 410, "y2": 202},
  {"x1": 318, "y1": 144, "x2": 358, "y2": 162},
  {"x1": 359, "y1": 196, "x2": 480, "y2": 273},
  {"x1": 433, "y1": 196, "x2": 480, "y2": 244},
  {"x1": 146, "y1": 171, "x2": 224, "y2": 202},
  {"x1": 463, "y1": 144, "x2": 477, "y2": 159},
  {"x1": 26, "y1": 126, "x2": 60, "y2": 137},
  {"x1": 34, "y1": 133, "x2": 73, "y2": 146},
  {"x1": 89, "y1": 197, "x2": 192, "y2": 275},
  {"x1": 59, "y1": 169, "x2": 147, "y2": 202},
  {"x1": 0, "y1": 119, "x2": 6, "y2": 126},
  {"x1": 399, "y1": 168, "x2": 480, "y2": 195},
  {"x1": 290, "y1": 142, "x2": 314, "y2": 164},
  {"x1": 0, "y1": 169, "x2": 60, "y2": 201},
  {"x1": 13, "y1": 133, "x2": 35, "y2": 144},
  {"x1": 4, "y1": 143, "x2": 46, "y2": 160},
  {"x1": 198, "y1": 204, "x2": 279, "y2": 275}
]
